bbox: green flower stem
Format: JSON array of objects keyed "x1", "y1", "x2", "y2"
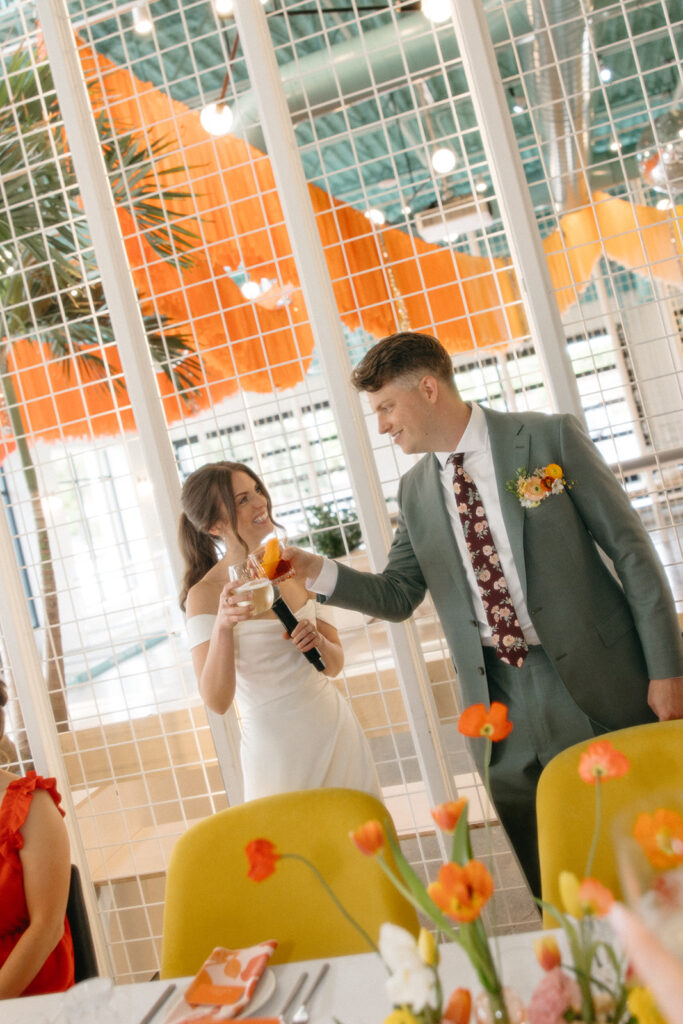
[
  {"x1": 584, "y1": 777, "x2": 602, "y2": 878},
  {"x1": 484, "y1": 983, "x2": 510, "y2": 1024},
  {"x1": 482, "y1": 740, "x2": 502, "y2": 977},
  {"x1": 281, "y1": 853, "x2": 379, "y2": 955}
]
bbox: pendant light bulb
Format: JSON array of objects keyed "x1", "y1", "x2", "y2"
[
  {"x1": 132, "y1": 2, "x2": 154, "y2": 35},
  {"x1": 200, "y1": 102, "x2": 234, "y2": 137},
  {"x1": 431, "y1": 147, "x2": 457, "y2": 175},
  {"x1": 421, "y1": 0, "x2": 451, "y2": 24}
]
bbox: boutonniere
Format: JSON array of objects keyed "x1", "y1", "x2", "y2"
[{"x1": 506, "y1": 462, "x2": 571, "y2": 509}]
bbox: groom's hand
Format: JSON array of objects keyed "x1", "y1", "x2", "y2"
[
  {"x1": 282, "y1": 545, "x2": 324, "y2": 586},
  {"x1": 647, "y1": 676, "x2": 683, "y2": 720}
]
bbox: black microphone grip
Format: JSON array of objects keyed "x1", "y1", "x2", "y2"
[{"x1": 272, "y1": 595, "x2": 326, "y2": 672}]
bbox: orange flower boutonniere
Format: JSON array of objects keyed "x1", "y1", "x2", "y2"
[{"x1": 506, "y1": 462, "x2": 571, "y2": 509}]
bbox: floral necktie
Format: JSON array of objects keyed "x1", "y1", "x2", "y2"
[{"x1": 450, "y1": 452, "x2": 528, "y2": 668}]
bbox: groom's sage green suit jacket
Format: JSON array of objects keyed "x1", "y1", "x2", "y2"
[{"x1": 331, "y1": 407, "x2": 683, "y2": 730}]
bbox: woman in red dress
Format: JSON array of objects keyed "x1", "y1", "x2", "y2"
[{"x1": 0, "y1": 679, "x2": 75, "y2": 997}]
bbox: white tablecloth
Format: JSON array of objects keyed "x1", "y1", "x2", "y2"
[{"x1": 4, "y1": 931, "x2": 550, "y2": 1024}]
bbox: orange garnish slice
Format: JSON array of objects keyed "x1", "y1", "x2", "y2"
[{"x1": 261, "y1": 537, "x2": 280, "y2": 579}]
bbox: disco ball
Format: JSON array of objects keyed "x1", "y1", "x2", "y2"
[{"x1": 637, "y1": 107, "x2": 683, "y2": 195}]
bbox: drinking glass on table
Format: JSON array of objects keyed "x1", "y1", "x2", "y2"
[
  {"x1": 228, "y1": 554, "x2": 275, "y2": 616},
  {"x1": 613, "y1": 789, "x2": 683, "y2": 959}
]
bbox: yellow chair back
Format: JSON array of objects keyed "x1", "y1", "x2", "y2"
[
  {"x1": 537, "y1": 719, "x2": 683, "y2": 926},
  {"x1": 160, "y1": 787, "x2": 419, "y2": 977}
]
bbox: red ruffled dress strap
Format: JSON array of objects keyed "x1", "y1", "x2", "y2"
[
  {"x1": 1, "y1": 771, "x2": 66, "y2": 845},
  {"x1": 0, "y1": 771, "x2": 75, "y2": 996}
]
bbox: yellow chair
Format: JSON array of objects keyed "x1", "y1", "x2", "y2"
[
  {"x1": 160, "y1": 787, "x2": 419, "y2": 977},
  {"x1": 537, "y1": 719, "x2": 683, "y2": 926}
]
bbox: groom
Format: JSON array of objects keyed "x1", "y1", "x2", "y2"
[{"x1": 287, "y1": 331, "x2": 683, "y2": 897}]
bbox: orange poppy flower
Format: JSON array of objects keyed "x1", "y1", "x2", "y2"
[
  {"x1": 458, "y1": 702, "x2": 513, "y2": 742},
  {"x1": 427, "y1": 858, "x2": 494, "y2": 923},
  {"x1": 633, "y1": 808, "x2": 683, "y2": 870},
  {"x1": 578, "y1": 877, "x2": 614, "y2": 917},
  {"x1": 245, "y1": 838, "x2": 280, "y2": 881},
  {"x1": 533, "y1": 934, "x2": 562, "y2": 971},
  {"x1": 443, "y1": 987, "x2": 472, "y2": 1024},
  {"x1": 350, "y1": 819, "x2": 384, "y2": 856},
  {"x1": 578, "y1": 740, "x2": 630, "y2": 784},
  {"x1": 431, "y1": 798, "x2": 468, "y2": 833}
]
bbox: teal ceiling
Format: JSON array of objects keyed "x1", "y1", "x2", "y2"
[{"x1": 4, "y1": 0, "x2": 682, "y2": 230}]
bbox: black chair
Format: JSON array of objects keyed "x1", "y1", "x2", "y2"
[{"x1": 66, "y1": 864, "x2": 99, "y2": 982}]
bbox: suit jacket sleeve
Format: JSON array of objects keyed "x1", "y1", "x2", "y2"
[
  {"x1": 330, "y1": 478, "x2": 427, "y2": 621},
  {"x1": 560, "y1": 413, "x2": 683, "y2": 680}
]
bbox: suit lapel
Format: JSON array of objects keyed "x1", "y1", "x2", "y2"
[{"x1": 482, "y1": 407, "x2": 530, "y2": 601}]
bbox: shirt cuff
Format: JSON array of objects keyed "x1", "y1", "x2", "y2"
[{"x1": 307, "y1": 557, "x2": 338, "y2": 597}]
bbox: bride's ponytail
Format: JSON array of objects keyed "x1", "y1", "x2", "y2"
[{"x1": 178, "y1": 511, "x2": 220, "y2": 610}]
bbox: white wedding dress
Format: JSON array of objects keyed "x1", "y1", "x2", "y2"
[{"x1": 186, "y1": 598, "x2": 381, "y2": 802}]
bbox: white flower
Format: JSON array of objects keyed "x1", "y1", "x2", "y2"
[
  {"x1": 379, "y1": 924, "x2": 439, "y2": 1013},
  {"x1": 379, "y1": 923, "x2": 423, "y2": 972},
  {"x1": 385, "y1": 964, "x2": 439, "y2": 1013}
]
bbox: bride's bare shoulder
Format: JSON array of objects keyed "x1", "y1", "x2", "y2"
[{"x1": 186, "y1": 575, "x2": 222, "y2": 617}]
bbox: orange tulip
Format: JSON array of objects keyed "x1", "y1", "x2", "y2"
[
  {"x1": 350, "y1": 819, "x2": 384, "y2": 856},
  {"x1": 443, "y1": 987, "x2": 472, "y2": 1024},
  {"x1": 458, "y1": 702, "x2": 513, "y2": 742},
  {"x1": 431, "y1": 799, "x2": 468, "y2": 833},
  {"x1": 427, "y1": 859, "x2": 494, "y2": 923},
  {"x1": 245, "y1": 838, "x2": 280, "y2": 881},
  {"x1": 633, "y1": 808, "x2": 683, "y2": 870},
  {"x1": 578, "y1": 740, "x2": 630, "y2": 784},
  {"x1": 578, "y1": 877, "x2": 614, "y2": 917},
  {"x1": 533, "y1": 934, "x2": 562, "y2": 971}
]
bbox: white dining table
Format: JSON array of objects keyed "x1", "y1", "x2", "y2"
[{"x1": 4, "y1": 930, "x2": 553, "y2": 1024}]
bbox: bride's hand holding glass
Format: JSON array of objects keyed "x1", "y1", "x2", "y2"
[{"x1": 225, "y1": 555, "x2": 275, "y2": 619}]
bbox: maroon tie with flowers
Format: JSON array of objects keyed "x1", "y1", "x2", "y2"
[{"x1": 450, "y1": 453, "x2": 528, "y2": 667}]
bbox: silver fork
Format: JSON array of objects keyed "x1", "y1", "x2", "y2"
[
  {"x1": 280, "y1": 971, "x2": 309, "y2": 1023},
  {"x1": 290, "y1": 963, "x2": 330, "y2": 1024}
]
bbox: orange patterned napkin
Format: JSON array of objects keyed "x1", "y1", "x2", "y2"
[{"x1": 164, "y1": 941, "x2": 278, "y2": 1023}]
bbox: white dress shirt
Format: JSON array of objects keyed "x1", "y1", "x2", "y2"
[{"x1": 311, "y1": 403, "x2": 540, "y2": 646}]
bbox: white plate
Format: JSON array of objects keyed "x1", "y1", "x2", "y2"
[{"x1": 241, "y1": 968, "x2": 277, "y2": 1017}]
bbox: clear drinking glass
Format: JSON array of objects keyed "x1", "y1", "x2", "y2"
[
  {"x1": 613, "y1": 789, "x2": 683, "y2": 959},
  {"x1": 257, "y1": 526, "x2": 295, "y2": 584},
  {"x1": 228, "y1": 554, "x2": 275, "y2": 615}
]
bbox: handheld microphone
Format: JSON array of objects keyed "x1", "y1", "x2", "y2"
[{"x1": 272, "y1": 593, "x2": 326, "y2": 672}]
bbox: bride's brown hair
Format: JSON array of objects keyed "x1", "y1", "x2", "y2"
[{"x1": 178, "y1": 461, "x2": 275, "y2": 610}]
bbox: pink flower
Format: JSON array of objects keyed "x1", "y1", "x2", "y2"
[
  {"x1": 522, "y1": 477, "x2": 546, "y2": 502},
  {"x1": 479, "y1": 570, "x2": 491, "y2": 582},
  {"x1": 474, "y1": 522, "x2": 485, "y2": 533},
  {"x1": 475, "y1": 506, "x2": 485, "y2": 517},
  {"x1": 498, "y1": 606, "x2": 511, "y2": 618},
  {"x1": 489, "y1": 553, "x2": 500, "y2": 564},
  {"x1": 502, "y1": 635, "x2": 515, "y2": 647},
  {"x1": 458, "y1": 503, "x2": 467, "y2": 514},
  {"x1": 527, "y1": 967, "x2": 581, "y2": 1024},
  {"x1": 482, "y1": 545, "x2": 493, "y2": 556}
]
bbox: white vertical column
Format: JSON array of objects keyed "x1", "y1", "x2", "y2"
[
  {"x1": 447, "y1": 0, "x2": 585, "y2": 420},
  {"x1": 0, "y1": 506, "x2": 113, "y2": 976},
  {"x1": 34, "y1": 0, "x2": 243, "y2": 795},
  {"x1": 35, "y1": 0, "x2": 184, "y2": 583},
  {"x1": 233, "y1": 1, "x2": 453, "y2": 811}
]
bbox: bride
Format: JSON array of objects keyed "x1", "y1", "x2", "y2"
[{"x1": 179, "y1": 461, "x2": 381, "y2": 802}]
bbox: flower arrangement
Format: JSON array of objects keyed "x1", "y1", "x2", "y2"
[
  {"x1": 505, "y1": 463, "x2": 570, "y2": 509},
  {"x1": 531, "y1": 740, "x2": 631, "y2": 1024},
  {"x1": 244, "y1": 713, "x2": 673, "y2": 1024}
]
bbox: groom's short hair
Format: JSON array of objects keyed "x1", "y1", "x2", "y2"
[{"x1": 351, "y1": 331, "x2": 456, "y2": 393}]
